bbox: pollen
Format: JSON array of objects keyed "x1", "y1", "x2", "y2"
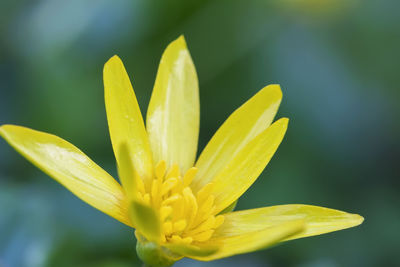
[{"x1": 136, "y1": 160, "x2": 225, "y2": 245}]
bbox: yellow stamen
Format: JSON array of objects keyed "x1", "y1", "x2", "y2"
[
  {"x1": 166, "y1": 164, "x2": 180, "y2": 179},
  {"x1": 173, "y1": 219, "x2": 187, "y2": 232},
  {"x1": 143, "y1": 193, "x2": 151, "y2": 205},
  {"x1": 183, "y1": 187, "x2": 198, "y2": 228},
  {"x1": 163, "y1": 222, "x2": 173, "y2": 235},
  {"x1": 183, "y1": 167, "x2": 197, "y2": 187},
  {"x1": 162, "y1": 194, "x2": 182, "y2": 205},
  {"x1": 197, "y1": 182, "x2": 214, "y2": 204},
  {"x1": 161, "y1": 178, "x2": 179, "y2": 195},
  {"x1": 214, "y1": 215, "x2": 225, "y2": 228},
  {"x1": 192, "y1": 229, "x2": 214, "y2": 242},
  {"x1": 155, "y1": 160, "x2": 167, "y2": 179},
  {"x1": 160, "y1": 206, "x2": 172, "y2": 221},
  {"x1": 137, "y1": 161, "x2": 225, "y2": 245}
]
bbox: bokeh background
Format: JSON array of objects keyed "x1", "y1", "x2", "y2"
[{"x1": 1, "y1": 0, "x2": 399, "y2": 266}]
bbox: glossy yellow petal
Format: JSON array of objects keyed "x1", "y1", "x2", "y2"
[
  {"x1": 117, "y1": 143, "x2": 140, "y2": 200},
  {"x1": 130, "y1": 201, "x2": 161, "y2": 242},
  {"x1": 0, "y1": 125, "x2": 131, "y2": 226},
  {"x1": 218, "y1": 204, "x2": 364, "y2": 242},
  {"x1": 193, "y1": 84, "x2": 282, "y2": 195},
  {"x1": 104, "y1": 55, "x2": 154, "y2": 190},
  {"x1": 166, "y1": 243, "x2": 218, "y2": 258},
  {"x1": 146, "y1": 36, "x2": 199, "y2": 173},
  {"x1": 186, "y1": 204, "x2": 363, "y2": 261},
  {"x1": 188, "y1": 220, "x2": 304, "y2": 261},
  {"x1": 201, "y1": 118, "x2": 289, "y2": 214}
]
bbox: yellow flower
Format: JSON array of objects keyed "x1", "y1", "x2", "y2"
[{"x1": 0, "y1": 36, "x2": 363, "y2": 266}]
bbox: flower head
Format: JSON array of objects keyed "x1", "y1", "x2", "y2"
[{"x1": 0, "y1": 36, "x2": 363, "y2": 266}]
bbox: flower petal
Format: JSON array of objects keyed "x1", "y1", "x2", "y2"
[
  {"x1": 199, "y1": 118, "x2": 289, "y2": 214},
  {"x1": 193, "y1": 85, "x2": 282, "y2": 201},
  {"x1": 185, "y1": 204, "x2": 363, "y2": 261},
  {"x1": 184, "y1": 220, "x2": 304, "y2": 261},
  {"x1": 104, "y1": 55, "x2": 154, "y2": 189},
  {"x1": 146, "y1": 36, "x2": 200, "y2": 173},
  {"x1": 117, "y1": 143, "x2": 140, "y2": 200},
  {"x1": 0, "y1": 125, "x2": 131, "y2": 226},
  {"x1": 218, "y1": 204, "x2": 364, "y2": 242},
  {"x1": 166, "y1": 243, "x2": 218, "y2": 258}
]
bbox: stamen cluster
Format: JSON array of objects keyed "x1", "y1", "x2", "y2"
[{"x1": 135, "y1": 161, "x2": 225, "y2": 244}]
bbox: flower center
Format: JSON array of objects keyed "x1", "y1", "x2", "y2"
[{"x1": 135, "y1": 160, "x2": 225, "y2": 245}]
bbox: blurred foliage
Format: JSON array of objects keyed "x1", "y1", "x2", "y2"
[{"x1": 1, "y1": 0, "x2": 399, "y2": 266}]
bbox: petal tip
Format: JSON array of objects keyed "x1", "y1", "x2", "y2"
[
  {"x1": 257, "y1": 84, "x2": 282, "y2": 106},
  {"x1": 0, "y1": 124, "x2": 12, "y2": 129},
  {"x1": 177, "y1": 34, "x2": 186, "y2": 41},
  {"x1": 104, "y1": 55, "x2": 123, "y2": 70},
  {"x1": 169, "y1": 35, "x2": 188, "y2": 51},
  {"x1": 110, "y1": 54, "x2": 121, "y2": 60},
  {"x1": 354, "y1": 214, "x2": 364, "y2": 226},
  {"x1": 266, "y1": 84, "x2": 282, "y2": 96},
  {"x1": 0, "y1": 125, "x2": 6, "y2": 138},
  {"x1": 0, "y1": 124, "x2": 19, "y2": 137},
  {"x1": 277, "y1": 117, "x2": 289, "y2": 127}
]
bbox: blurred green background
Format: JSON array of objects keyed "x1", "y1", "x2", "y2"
[{"x1": 1, "y1": 0, "x2": 399, "y2": 266}]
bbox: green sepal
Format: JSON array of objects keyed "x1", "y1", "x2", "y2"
[
  {"x1": 130, "y1": 201, "x2": 161, "y2": 242},
  {"x1": 136, "y1": 231, "x2": 181, "y2": 267}
]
